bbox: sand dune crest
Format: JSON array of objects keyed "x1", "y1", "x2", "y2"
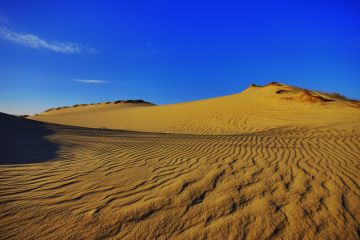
[{"x1": 29, "y1": 83, "x2": 360, "y2": 134}]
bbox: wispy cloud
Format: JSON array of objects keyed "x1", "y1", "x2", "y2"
[
  {"x1": 75, "y1": 79, "x2": 109, "y2": 84},
  {"x1": 0, "y1": 26, "x2": 95, "y2": 54}
]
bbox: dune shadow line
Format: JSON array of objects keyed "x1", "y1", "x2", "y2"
[{"x1": 0, "y1": 113, "x2": 59, "y2": 164}]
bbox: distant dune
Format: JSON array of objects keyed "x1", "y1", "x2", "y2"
[
  {"x1": 29, "y1": 82, "x2": 360, "y2": 134},
  {"x1": 1, "y1": 82, "x2": 359, "y2": 239}
]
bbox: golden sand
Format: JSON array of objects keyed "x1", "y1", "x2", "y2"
[
  {"x1": 1, "y1": 83, "x2": 359, "y2": 239},
  {"x1": 29, "y1": 83, "x2": 360, "y2": 134}
]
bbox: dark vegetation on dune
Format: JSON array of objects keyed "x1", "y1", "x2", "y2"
[
  {"x1": 44, "y1": 99, "x2": 154, "y2": 112},
  {"x1": 320, "y1": 92, "x2": 357, "y2": 102},
  {"x1": 271, "y1": 84, "x2": 357, "y2": 103},
  {"x1": 114, "y1": 99, "x2": 153, "y2": 104},
  {"x1": 250, "y1": 82, "x2": 356, "y2": 103},
  {"x1": 275, "y1": 89, "x2": 289, "y2": 94},
  {"x1": 267, "y1": 81, "x2": 283, "y2": 86},
  {"x1": 0, "y1": 113, "x2": 58, "y2": 164},
  {"x1": 249, "y1": 81, "x2": 284, "y2": 88}
]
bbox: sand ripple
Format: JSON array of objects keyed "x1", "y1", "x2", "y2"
[{"x1": 0, "y1": 124, "x2": 359, "y2": 239}]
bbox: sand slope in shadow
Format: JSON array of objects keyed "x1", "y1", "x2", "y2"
[{"x1": 0, "y1": 113, "x2": 58, "y2": 164}]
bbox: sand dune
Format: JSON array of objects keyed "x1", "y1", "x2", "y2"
[
  {"x1": 1, "y1": 83, "x2": 359, "y2": 239},
  {"x1": 29, "y1": 82, "x2": 360, "y2": 134}
]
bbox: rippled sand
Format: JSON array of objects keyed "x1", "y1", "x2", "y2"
[
  {"x1": 1, "y1": 83, "x2": 359, "y2": 239},
  {"x1": 1, "y1": 120, "x2": 359, "y2": 239}
]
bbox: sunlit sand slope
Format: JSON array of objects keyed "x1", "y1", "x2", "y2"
[
  {"x1": 0, "y1": 117, "x2": 359, "y2": 239},
  {"x1": 30, "y1": 82, "x2": 360, "y2": 134}
]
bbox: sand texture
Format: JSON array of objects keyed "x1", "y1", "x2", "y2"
[
  {"x1": 29, "y1": 83, "x2": 360, "y2": 134},
  {"x1": 1, "y1": 83, "x2": 359, "y2": 239}
]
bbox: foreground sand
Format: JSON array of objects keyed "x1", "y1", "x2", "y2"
[
  {"x1": 1, "y1": 114, "x2": 359, "y2": 239},
  {"x1": 1, "y1": 83, "x2": 360, "y2": 239}
]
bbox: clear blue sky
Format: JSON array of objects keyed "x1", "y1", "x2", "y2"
[{"x1": 0, "y1": 0, "x2": 359, "y2": 115}]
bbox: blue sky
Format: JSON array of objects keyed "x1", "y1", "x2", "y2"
[{"x1": 0, "y1": 0, "x2": 359, "y2": 115}]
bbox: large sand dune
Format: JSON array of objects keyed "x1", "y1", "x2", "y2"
[
  {"x1": 29, "y1": 82, "x2": 360, "y2": 134},
  {"x1": 1, "y1": 83, "x2": 359, "y2": 239}
]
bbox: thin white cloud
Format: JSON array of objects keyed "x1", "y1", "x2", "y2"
[
  {"x1": 0, "y1": 26, "x2": 95, "y2": 54},
  {"x1": 75, "y1": 79, "x2": 109, "y2": 84}
]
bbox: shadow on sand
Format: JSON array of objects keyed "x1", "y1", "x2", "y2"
[{"x1": 0, "y1": 113, "x2": 59, "y2": 164}]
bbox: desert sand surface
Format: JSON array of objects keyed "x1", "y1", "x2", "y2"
[
  {"x1": 1, "y1": 83, "x2": 360, "y2": 239},
  {"x1": 29, "y1": 82, "x2": 360, "y2": 134}
]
